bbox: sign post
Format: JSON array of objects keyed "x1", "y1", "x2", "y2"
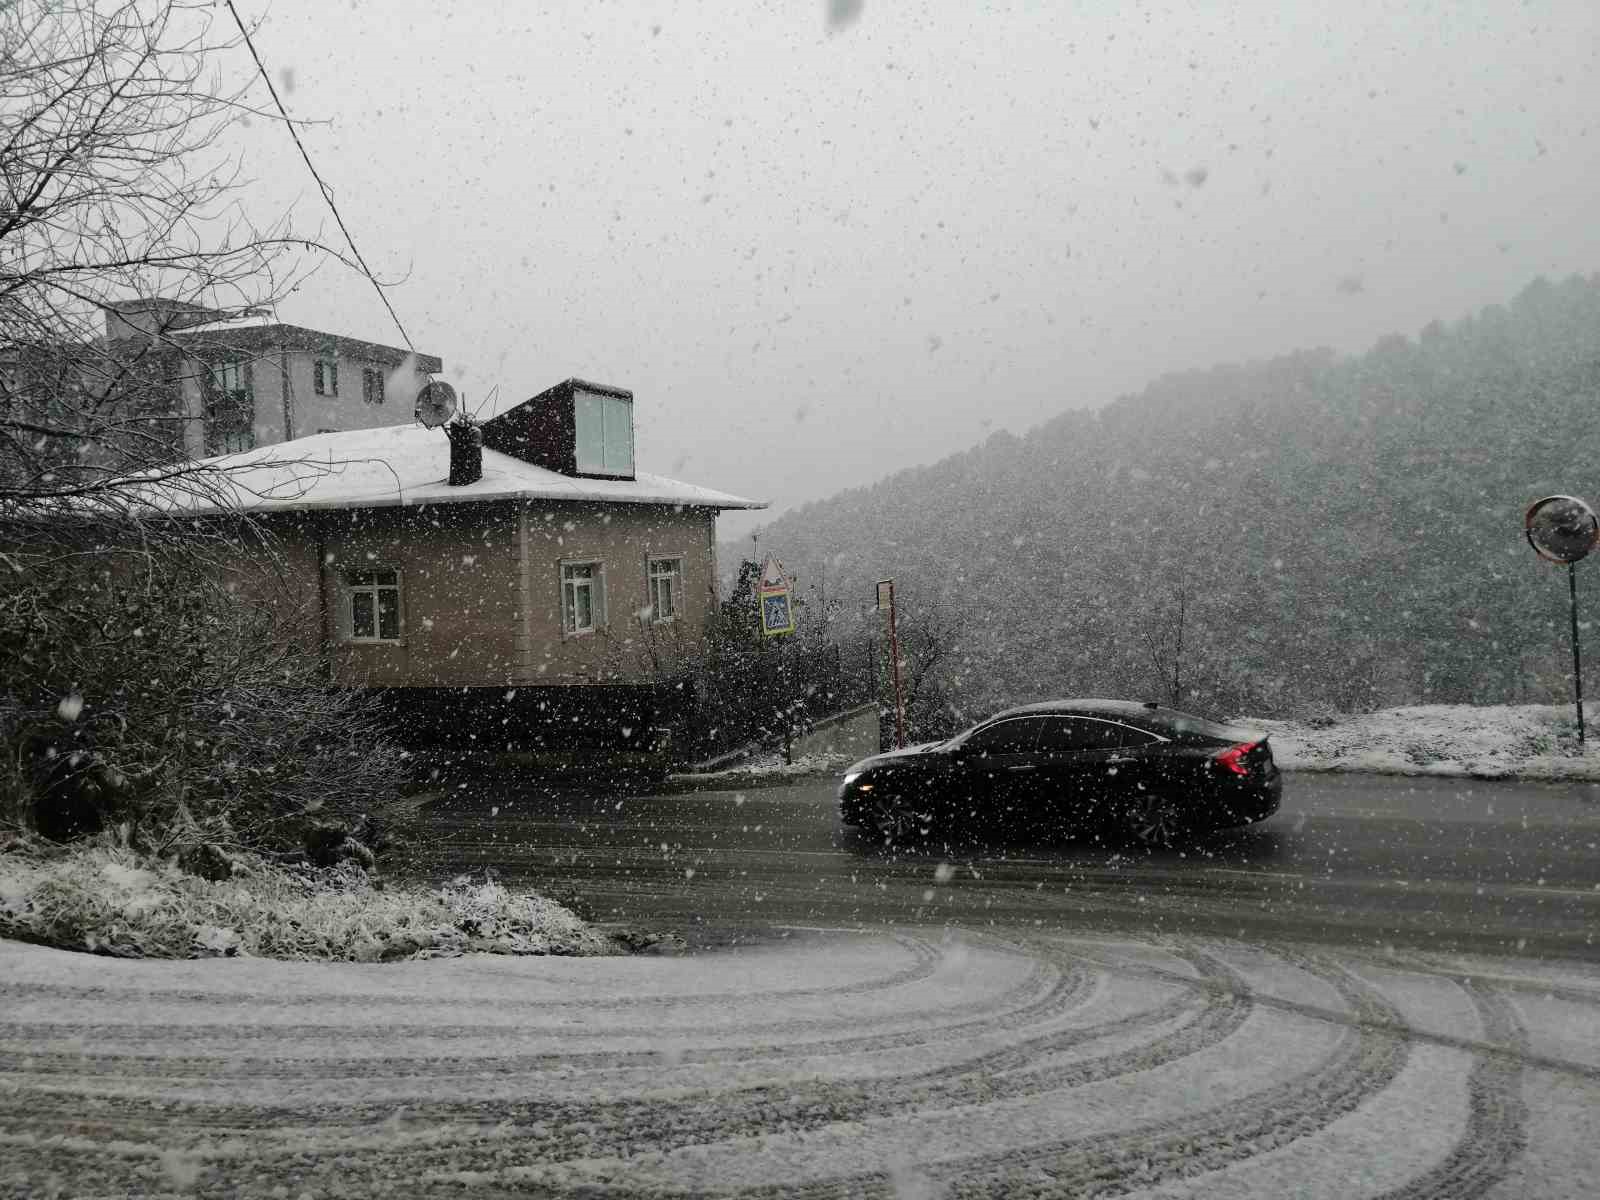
[
  {"x1": 1524, "y1": 494, "x2": 1600, "y2": 747},
  {"x1": 876, "y1": 579, "x2": 907, "y2": 750}
]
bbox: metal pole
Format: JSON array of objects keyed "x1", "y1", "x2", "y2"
[
  {"x1": 1570, "y1": 561, "x2": 1586, "y2": 746},
  {"x1": 886, "y1": 583, "x2": 907, "y2": 750}
]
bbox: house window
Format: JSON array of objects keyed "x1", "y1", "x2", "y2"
[
  {"x1": 648, "y1": 557, "x2": 682, "y2": 622},
  {"x1": 362, "y1": 367, "x2": 385, "y2": 406},
  {"x1": 206, "y1": 358, "x2": 254, "y2": 454},
  {"x1": 561, "y1": 561, "x2": 605, "y2": 635},
  {"x1": 343, "y1": 568, "x2": 401, "y2": 642},
  {"x1": 314, "y1": 357, "x2": 338, "y2": 396},
  {"x1": 572, "y1": 388, "x2": 634, "y2": 476}
]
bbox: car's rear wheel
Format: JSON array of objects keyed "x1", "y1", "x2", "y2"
[{"x1": 1121, "y1": 789, "x2": 1185, "y2": 846}]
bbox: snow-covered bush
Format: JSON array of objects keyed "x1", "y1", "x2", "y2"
[{"x1": 0, "y1": 841, "x2": 617, "y2": 960}]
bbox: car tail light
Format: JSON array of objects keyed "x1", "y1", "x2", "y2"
[{"x1": 1214, "y1": 741, "x2": 1260, "y2": 776}]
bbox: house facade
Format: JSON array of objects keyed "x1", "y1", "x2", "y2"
[
  {"x1": 3, "y1": 298, "x2": 437, "y2": 506},
  {"x1": 258, "y1": 496, "x2": 725, "y2": 689},
  {"x1": 100, "y1": 299, "x2": 443, "y2": 458},
  {"x1": 189, "y1": 378, "x2": 764, "y2": 759}
]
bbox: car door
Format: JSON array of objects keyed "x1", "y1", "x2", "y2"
[
  {"x1": 947, "y1": 715, "x2": 1047, "y2": 832},
  {"x1": 1106, "y1": 725, "x2": 1168, "y2": 803},
  {"x1": 1030, "y1": 716, "x2": 1141, "y2": 833}
]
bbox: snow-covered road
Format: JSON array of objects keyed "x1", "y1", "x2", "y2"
[{"x1": 4, "y1": 928, "x2": 1598, "y2": 1197}]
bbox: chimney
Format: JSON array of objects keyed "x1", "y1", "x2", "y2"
[{"x1": 445, "y1": 418, "x2": 483, "y2": 486}]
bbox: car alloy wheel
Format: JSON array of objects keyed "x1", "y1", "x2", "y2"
[
  {"x1": 870, "y1": 795, "x2": 927, "y2": 846},
  {"x1": 1123, "y1": 789, "x2": 1183, "y2": 846}
]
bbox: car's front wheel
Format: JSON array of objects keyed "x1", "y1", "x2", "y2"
[{"x1": 868, "y1": 793, "x2": 931, "y2": 847}]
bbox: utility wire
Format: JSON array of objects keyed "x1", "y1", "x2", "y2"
[{"x1": 224, "y1": 1, "x2": 422, "y2": 360}]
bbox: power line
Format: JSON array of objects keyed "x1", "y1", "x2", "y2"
[{"x1": 224, "y1": 1, "x2": 423, "y2": 360}]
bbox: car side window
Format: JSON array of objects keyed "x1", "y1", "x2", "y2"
[
  {"x1": 1116, "y1": 726, "x2": 1161, "y2": 748},
  {"x1": 963, "y1": 717, "x2": 1043, "y2": 756},
  {"x1": 1035, "y1": 717, "x2": 1129, "y2": 752}
]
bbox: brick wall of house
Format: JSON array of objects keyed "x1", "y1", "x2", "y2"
[
  {"x1": 520, "y1": 501, "x2": 718, "y2": 685},
  {"x1": 315, "y1": 502, "x2": 524, "y2": 687},
  {"x1": 233, "y1": 531, "x2": 322, "y2": 648},
  {"x1": 251, "y1": 497, "x2": 719, "y2": 688}
]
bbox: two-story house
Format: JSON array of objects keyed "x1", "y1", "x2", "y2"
[{"x1": 158, "y1": 377, "x2": 765, "y2": 762}]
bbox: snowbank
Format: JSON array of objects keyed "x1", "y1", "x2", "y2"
[
  {"x1": 1243, "y1": 703, "x2": 1600, "y2": 782},
  {"x1": 0, "y1": 845, "x2": 619, "y2": 960}
]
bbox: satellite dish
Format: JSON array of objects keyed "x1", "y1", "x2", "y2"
[
  {"x1": 414, "y1": 380, "x2": 458, "y2": 429},
  {"x1": 1525, "y1": 494, "x2": 1599, "y2": 564}
]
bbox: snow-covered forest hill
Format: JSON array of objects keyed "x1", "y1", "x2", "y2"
[{"x1": 740, "y1": 275, "x2": 1600, "y2": 720}]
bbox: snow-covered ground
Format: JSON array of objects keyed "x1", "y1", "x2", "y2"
[
  {"x1": 1244, "y1": 703, "x2": 1600, "y2": 782},
  {"x1": 3, "y1": 926, "x2": 1596, "y2": 1196}
]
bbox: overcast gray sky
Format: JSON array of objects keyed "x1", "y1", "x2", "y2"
[{"x1": 228, "y1": 1, "x2": 1600, "y2": 536}]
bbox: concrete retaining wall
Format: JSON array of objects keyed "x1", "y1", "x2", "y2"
[{"x1": 791, "y1": 702, "x2": 880, "y2": 762}]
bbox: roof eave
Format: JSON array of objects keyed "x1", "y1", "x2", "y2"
[
  {"x1": 171, "y1": 324, "x2": 442, "y2": 373},
  {"x1": 187, "y1": 489, "x2": 769, "y2": 518}
]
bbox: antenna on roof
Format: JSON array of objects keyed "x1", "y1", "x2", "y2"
[
  {"x1": 470, "y1": 384, "x2": 499, "y2": 420},
  {"x1": 414, "y1": 380, "x2": 458, "y2": 429}
]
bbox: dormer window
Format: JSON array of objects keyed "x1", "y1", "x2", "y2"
[
  {"x1": 479, "y1": 379, "x2": 637, "y2": 480},
  {"x1": 573, "y1": 387, "x2": 633, "y2": 477}
]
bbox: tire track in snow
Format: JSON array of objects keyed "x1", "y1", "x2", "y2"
[
  {"x1": 0, "y1": 945, "x2": 1070, "y2": 1084},
  {"x1": 733, "y1": 950, "x2": 1403, "y2": 1200},
  {"x1": 1, "y1": 931, "x2": 1594, "y2": 1199},
  {"x1": 0, "y1": 939, "x2": 1182, "y2": 1153},
  {"x1": 0, "y1": 939, "x2": 1081, "y2": 1103},
  {"x1": 0, "y1": 930, "x2": 946, "y2": 1014},
  {"x1": 0, "y1": 935, "x2": 1230, "y2": 1194},
  {"x1": 1369, "y1": 977, "x2": 1529, "y2": 1200}
]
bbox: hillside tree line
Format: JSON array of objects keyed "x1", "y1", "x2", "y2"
[{"x1": 750, "y1": 275, "x2": 1600, "y2": 725}]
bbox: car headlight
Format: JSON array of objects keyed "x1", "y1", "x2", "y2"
[{"x1": 843, "y1": 772, "x2": 863, "y2": 786}]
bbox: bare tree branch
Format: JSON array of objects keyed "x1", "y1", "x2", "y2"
[{"x1": 1, "y1": 0, "x2": 326, "y2": 512}]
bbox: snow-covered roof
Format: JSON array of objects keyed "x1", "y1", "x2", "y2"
[
  {"x1": 150, "y1": 424, "x2": 766, "y2": 515},
  {"x1": 164, "y1": 313, "x2": 277, "y2": 336}
]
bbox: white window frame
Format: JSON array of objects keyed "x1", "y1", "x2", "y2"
[
  {"x1": 341, "y1": 567, "x2": 403, "y2": 644},
  {"x1": 573, "y1": 389, "x2": 634, "y2": 476},
  {"x1": 561, "y1": 560, "x2": 606, "y2": 636},
  {"x1": 647, "y1": 555, "x2": 683, "y2": 624}
]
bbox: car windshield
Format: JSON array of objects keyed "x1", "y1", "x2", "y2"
[{"x1": 4, "y1": 2, "x2": 1598, "y2": 1196}]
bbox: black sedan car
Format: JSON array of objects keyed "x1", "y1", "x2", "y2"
[{"x1": 838, "y1": 699, "x2": 1281, "y2": 845}]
